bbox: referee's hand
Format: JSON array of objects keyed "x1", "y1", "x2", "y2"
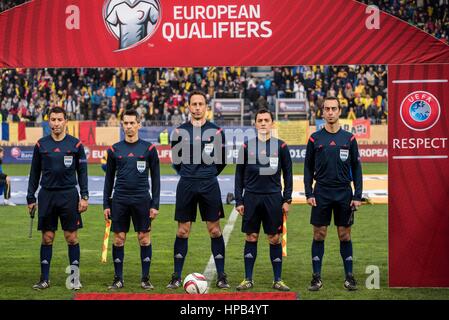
[
  {"x1": 78, "y1": 199, "x2": 88, "y2": 213},
  {"x1": 150, "y1": 208, "x2": 159, "y2": 220},
  {"x1": 307, "y1": 197, "x2": 317, "y2": 207},
  {"x1": 282, "y1": 203, "x2": 290, "y2": 216},
  {"x1": 236, "y1": 205, "x2": 244, "y2": 216},
  {"x1": 28, "y1": 203, "x2": 36, "y2": 216},
  {"x1": 350, "y1": 200, "x2": 362, "y2": 209},
  {"x1": 103, "y1": 208, "x2": 111, "y2": 221}
]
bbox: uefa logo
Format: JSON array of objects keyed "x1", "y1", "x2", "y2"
[
  {"x1": 400, "y1": 91, "x2": 441, "y2": 131},
  {"x1": 103, "y1": 0, "x2": 161, "y2": 51}
]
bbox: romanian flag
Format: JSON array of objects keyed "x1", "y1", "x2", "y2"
[{"x1": 0, "y1": 122, "x2": 26, "y2": 142}]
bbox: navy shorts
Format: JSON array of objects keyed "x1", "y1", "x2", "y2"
[
  {"x1": 175, "y1": 177, "x2": 224, "y2": 222},
  {"x1": 310, "y1": 184, "x2": 354, "y2": 227},
  {"x1": 37, "y1": 188, "x2": 82, "y2": 232},
  {"x1": 111, "y1": 195, "x2": 152, "y2": 233},
  {"x1": 242, "y1": 192, "x2": 283, "y2": 235}
]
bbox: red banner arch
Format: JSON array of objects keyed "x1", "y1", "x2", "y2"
[{"x1": 0, "y1": 0, "x2": 449, "y2": 67}]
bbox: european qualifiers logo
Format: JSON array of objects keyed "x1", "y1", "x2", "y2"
[
  {"x1": 103, "y1": 0, "x2": 161, "y2": 51},
  {"x1": 400, "y1": 91, "x2": 441, "y2": 131}
]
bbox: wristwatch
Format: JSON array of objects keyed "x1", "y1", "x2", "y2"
[
  {"x1": 284, "y1": 199, "x2": 292, "y2": 205},
  {"x1": 81, "y1": 195, "x2": 89, "y2": 201}
]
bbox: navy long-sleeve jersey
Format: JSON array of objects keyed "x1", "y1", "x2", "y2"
[
  {"x1": 304, "y1": 128, "x2": 363, "y2": 200},
  {"x1": 234, "y1": 137, "x2": 293, "y2": 206},
  {"x1": 171, "y1": 121, "x2": 226, "y2": 179},
  {"x1": 26, "y1": 134, "x2": 88, "y2": 204},
  {"x1": 103, "y1": 139, "x2": 160, "y2": 210}
]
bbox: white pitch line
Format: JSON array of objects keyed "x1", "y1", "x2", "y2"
[{"x1": 203, "y1": 208, "x2": 239, "y2": 293}]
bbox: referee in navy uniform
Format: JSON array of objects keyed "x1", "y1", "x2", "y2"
[
  {"x1": 27, "y1": 107, "x2": 89, "y2": 291},
  {"x1": 166, "y1": 90, "x2": 230, "y2": 290},
  {"x1": 103, "y1": 109, "x2": 160, "y2": 291},
  {"x1": 304, "y1": 97, "x2": 363, "y2": 291},
  {"x1": 234, "y1": 109, "x2": 293, "y2": 292}
]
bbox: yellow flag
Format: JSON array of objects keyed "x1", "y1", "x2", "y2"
[
  {"x1": 282, "y1": 213, "x2": 287, "y2": 257},
  {"x1": 9, "y1": 122, "x2": 19, "y2": 144},
  {"x1": 66, "y1": 121, "x2": 79, "y2": 138},
  {"x1": 101, "y1": 220, "x2": 112, "y2": 263}
]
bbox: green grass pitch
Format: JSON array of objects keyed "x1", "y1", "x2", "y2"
[{"x1": 0, "y1": 203, "x2": 448, "y2": 300}]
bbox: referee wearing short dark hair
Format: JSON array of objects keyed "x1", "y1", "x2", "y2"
[
  {"x1": 234, "y1": 109, "x2": 293, "y2": 292},
  {"x1": 103, "y1": 109, "x2": 160, "y2": 291},
  {"x1": 304, "y1": 97, "x2": 363, "y2": 291},
  {"x1": 167, "y1": 90, "x2": 229, "y2": 290},
  {"x1": 27, "y1": 107, "x2": 89, "y2": 291}
]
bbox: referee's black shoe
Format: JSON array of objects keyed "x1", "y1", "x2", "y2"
[
  {"x1": 141, "y1": 277, "x2": 154, "y2": 290},
  {"x1": 308, "y1": 273, "x2": 323, "y2": 291},
  {"x1": 108, "y1": 277, "x2": 124, "y2": 290},
  {"x1": 216, "y1": 273, "x2": 230, "y2": 289},
  {"x1": 32, "y1": 278, "x2": 50, "y2": 291},
  {"x1": 166, "y1": 273, "x2": 182, "y2": 289},
  {"x1": 344, "y1": 273, "x2": 357, "y2": 291}
]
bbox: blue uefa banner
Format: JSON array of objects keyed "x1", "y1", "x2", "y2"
[
  {"x1": 288, "y1": 145, "x2": 307, "y2": 163},
  {"x1": 2, "y1": 146, "x2": 34, "y2": 164}
]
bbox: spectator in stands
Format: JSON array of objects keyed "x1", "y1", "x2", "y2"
[
  {"x1": 354, "y1": 103, "x2": 366, "y2": 119},
  {"x1": 1, "y1": 64, "x2": 390, "y2": 125},
  {"x1": 367, "y1": 101, "x2": 379, "y2": 124},
  {"x1": 64, "y1": 95, "x2": 77, "y2": 120},
  {"x1": 347, "y1": 107, "x2": 356, "y2": 120},
  {"x1": 359, "y1": 0, "x2": 448, "y2": 44},
  {"x1": 159, "y1": 128, "x2": 169, "y2": 146},
  {"x1": 107, "y1": 114, "x2": 119, "y2": 127},
  {"x1": 0, "y1": 0, "x2": 29, "y2": 13},
  {"x1": 150, "y1": 107, "x2": 163, "y2": 122},
  {"x1": 308, "y1": 101, "x2": 317, "y2": 126},
  {"x1": 170, "y1": 109, "x2": 183, "y2": 126}
]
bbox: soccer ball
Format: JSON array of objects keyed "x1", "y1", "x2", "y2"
[{"x1": 183, "y1": 273, "x2": 208, "y2": 294}]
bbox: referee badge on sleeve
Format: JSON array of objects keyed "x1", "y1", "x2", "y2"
[
  {"x1": 137, "y1": 161, "x2": 146, "y2": 173},
  {"x1": 269, "y1": 157, "x2": 279, "y2": 169},
  {"x1": 340, "y1": 149, "x2": 349, "y2": 161},
  {"x1": 64, "y1": 156, "x2": 73, "y2": 168}
]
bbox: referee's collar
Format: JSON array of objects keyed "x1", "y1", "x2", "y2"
[{"x1": 322, "y1": 126, "x2": 342, "y2": 135}]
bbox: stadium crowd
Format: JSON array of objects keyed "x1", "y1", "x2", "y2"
[
  {"x1": 0, "y1": 0, "x2": 28, "y2": 13},
  {"x1": 0, "y1": 66, "x2": 387, "y2": 126},
  {"x1": 359, "y1": 0, "x2": 449, "y2": 43}
]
